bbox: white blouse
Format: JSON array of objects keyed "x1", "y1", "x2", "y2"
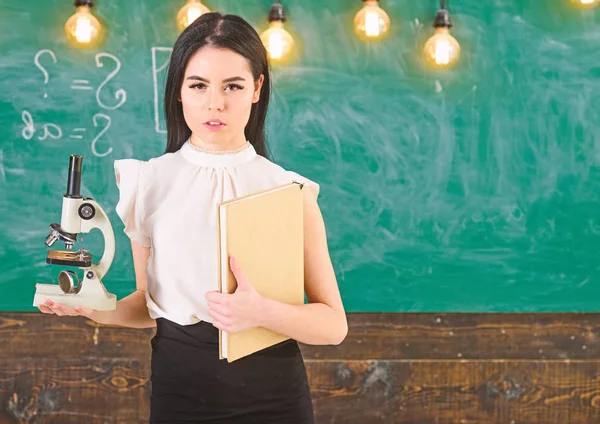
[{"x1": 113, "y1": 139, "x2": 319, "y2": 326}]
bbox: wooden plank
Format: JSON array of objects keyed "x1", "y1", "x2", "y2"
[
  {"x1": 0, "y1": 359, "x2": 150, "y2": 424},
  {"x1": 309, "y1": 360, "x2": 600, "y2": 424},
  {"x1": 3, "y1": 313, "x2": 600, "y2": 360},
  {"x1": 2, "y1": 358, "x2": 600, "y2": 424},
  {"x1": 302, "y1": 313, "x2": 600, "y2": 360},
  {"x1": 0, "y1": 314, "x2": 154, "y2": 360}
]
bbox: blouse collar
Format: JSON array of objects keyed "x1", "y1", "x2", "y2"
[{"x1": 179, "y1": 138, "x2": 258, "y2": 168}]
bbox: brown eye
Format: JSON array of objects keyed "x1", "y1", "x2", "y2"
[{"x1": 225, "y1": 84, "x2": 244, "y2": 91}]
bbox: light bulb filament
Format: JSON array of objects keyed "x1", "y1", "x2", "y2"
[
  {"x1": 75, "y1": 17, "x2": 93, "y2": 43},
  {"x1": 434, "y1": 40, "x2": 451, "y2": 65},
  {"x1": 268, "y1": 32, "x2": 285, "y2": 59},
  {"x1": 365, "y1": 12, "x2": 381, "y2": 37},
  {"x1": 177, "y1": 1, "x2": 210, "y2": 31},
  {"x1": 187, "y1": 8, "x2": 202, "y2": 26}
]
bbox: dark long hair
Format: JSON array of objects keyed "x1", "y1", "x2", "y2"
[{"x1": 164, "y1": 12, "x2": 271, "y2": 159}]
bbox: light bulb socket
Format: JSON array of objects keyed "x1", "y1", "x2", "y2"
[
  {"x1": 267, "y1": 2, "x2": 286, "y2": 23},
  {"x1": 433, "y1": 9, "x2": 452, "y2": 28},
  {"x1": 74, "y1": 0, "x2": 94, "y2": 7}
]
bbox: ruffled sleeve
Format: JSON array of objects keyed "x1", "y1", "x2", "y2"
[
  {"x1": 287, "y1": 171, "x2": 320, "y2": 200},
  {"x1": 114, "y1": 159, "x2": 151, "y2": 247}
]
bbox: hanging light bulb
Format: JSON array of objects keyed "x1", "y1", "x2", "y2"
[
  {"x1": 177, "y1": 0, "x2": 211, "y2": 31},
  {"x1": 423, "y1": 0, "x2": 461, "y2": 69},
  {"x1": 354, "y1": 0, "x2": 391, "y2": 41},
  {"x1": 64, "y1": 0, "x2": 102, "y2": 46},
  {"x1": 260, "y1": 1, "x2": 295, "y2": 62},
  {"x1": 570, "y1": 0, "x2": 599, "y2": 9}
]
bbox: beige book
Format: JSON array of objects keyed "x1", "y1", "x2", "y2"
[{"x1": 216, "y1": 181, "x2": 305, "y2": 363}]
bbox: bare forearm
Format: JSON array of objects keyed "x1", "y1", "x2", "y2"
[
  {"x1": 91, "y1": 290, "x2": 156, "y2": 328},
  {"x1": 258, "y1": 298, "x2": 347, "y2": 346}
]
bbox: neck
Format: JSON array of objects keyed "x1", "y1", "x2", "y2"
[{"x1": 189, "y1": 133, "x2": 248, "y2": 152}]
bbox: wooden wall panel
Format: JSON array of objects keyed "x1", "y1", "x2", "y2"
[
  {"x1": 1, "y1": 359, "x2": 149, "y2": 424},
  {"x1": 1, "y1": 313, "x2": 599, "y2": 424},
  {"x1": 309, "y1": 360, "x2": 600, "y2": 424}
]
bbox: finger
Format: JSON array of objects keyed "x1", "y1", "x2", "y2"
[
  {"x1": 48, "y1": 303, "x2": 70, "y2": 316},
  {"x1": 53, "y1": 301, "x2": 83, "y2": 316},
  {"x1": 205, "y1": 291, "x2": 229, "y2": 304},
  {"x1": 208, "y1": 307, "x2": 230, "y2": 324},
  {"x1": 42, "y1": 301, "x2": 61, "y2": 315},
  {"x1": 207, "y1": 300, "x2": 230, "y2": 317},
  {"x1": 62, "y1": 306, "x2": 83, "y2": 317},
  {"x1": 40, "y1": 301, "x2": 55, "y2": 314},
  {"x1": 50, "y1": 306, "x2": 67, "y2": 316},
  {"x1": 45, "y1": 300, "x2": 59, "y2": 309},
  {"x1": 210, "y1": 318, "x2": 231, "y2": 333},
  {"x1": 38, "y1": 304, "x2": 54, "y2": 314},
  {"x1": 48, "y1": 307, "x2": 65, "y2": 316},
  {"x1": 58, "y1": 307, "x2": 79, "y2": 316}
]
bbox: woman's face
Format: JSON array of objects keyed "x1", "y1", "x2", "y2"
[{"x1": 180, "y1": 46, "x2": 264, "y2": 147}]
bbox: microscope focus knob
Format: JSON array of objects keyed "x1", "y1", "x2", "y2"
[{"x1": 78, "y1": 203, "x2": 96, "y2": 220}]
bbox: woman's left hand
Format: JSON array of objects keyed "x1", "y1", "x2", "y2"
[{"x1": 205, "y1": 256, "x2": 265, "y2": 333}]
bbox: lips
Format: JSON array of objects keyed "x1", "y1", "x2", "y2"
[
  {"x1": 204, "y1": 120, "x2": 227, "y2": 132},
  {"x1": 205, "y1": 119, "x2": 226, "y2": 125}
]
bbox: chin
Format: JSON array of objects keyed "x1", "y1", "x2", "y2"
[
  {"x1": 204, "y1": 131, "x2": 229, "y2": 141},
  {"x1": 197, "y1": 128, "x2": 221, "y2": 137}
]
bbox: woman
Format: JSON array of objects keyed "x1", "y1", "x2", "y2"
[{"x1": 38, "y1": 12, "x2": 347, "y2": 423}]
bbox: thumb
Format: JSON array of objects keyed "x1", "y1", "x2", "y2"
[{"x1": 230, "y1": 256, "x2": 250, "y2": 290}]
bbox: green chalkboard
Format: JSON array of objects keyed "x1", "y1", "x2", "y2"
[{"x1": 1, "y1": 0, "x2": 599, "y2": 312}]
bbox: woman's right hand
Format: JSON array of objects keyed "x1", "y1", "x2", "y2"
[{"x1": 38, "y1": 299, "x2": 96, "y2": 319}]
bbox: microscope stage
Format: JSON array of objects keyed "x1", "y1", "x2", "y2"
[{"x1": 46, "y1": 250, "x2": 92, "y2": 267}]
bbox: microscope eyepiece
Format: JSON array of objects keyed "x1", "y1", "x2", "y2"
[{"x1": 66, "y1": 155, "x2": 83, "y2": 198}]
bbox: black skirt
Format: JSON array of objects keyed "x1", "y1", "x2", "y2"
[{"x1": 149, "y1": 317, "x2": 315, "y2": 423}]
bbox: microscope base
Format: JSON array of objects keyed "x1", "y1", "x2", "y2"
[{"x1": 33, "y1": 283, "x2": 117, "y2": 311}]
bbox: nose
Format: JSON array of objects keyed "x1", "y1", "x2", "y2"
[{"x1": 208, "y1": 88, "x2": 225, "y2": 111}]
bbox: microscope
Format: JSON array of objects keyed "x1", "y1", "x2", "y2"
[{"x1": 33, "y1": 154, "x2": 117, "y2": 310}]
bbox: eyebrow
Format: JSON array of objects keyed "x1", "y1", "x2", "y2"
[{"x1": 186, "y1": 76, "x2": 246, "y2": 83}]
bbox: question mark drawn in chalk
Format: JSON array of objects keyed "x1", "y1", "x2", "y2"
[{"x1": 34, "y1": 49, "x2": 57, "y2": 99}]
